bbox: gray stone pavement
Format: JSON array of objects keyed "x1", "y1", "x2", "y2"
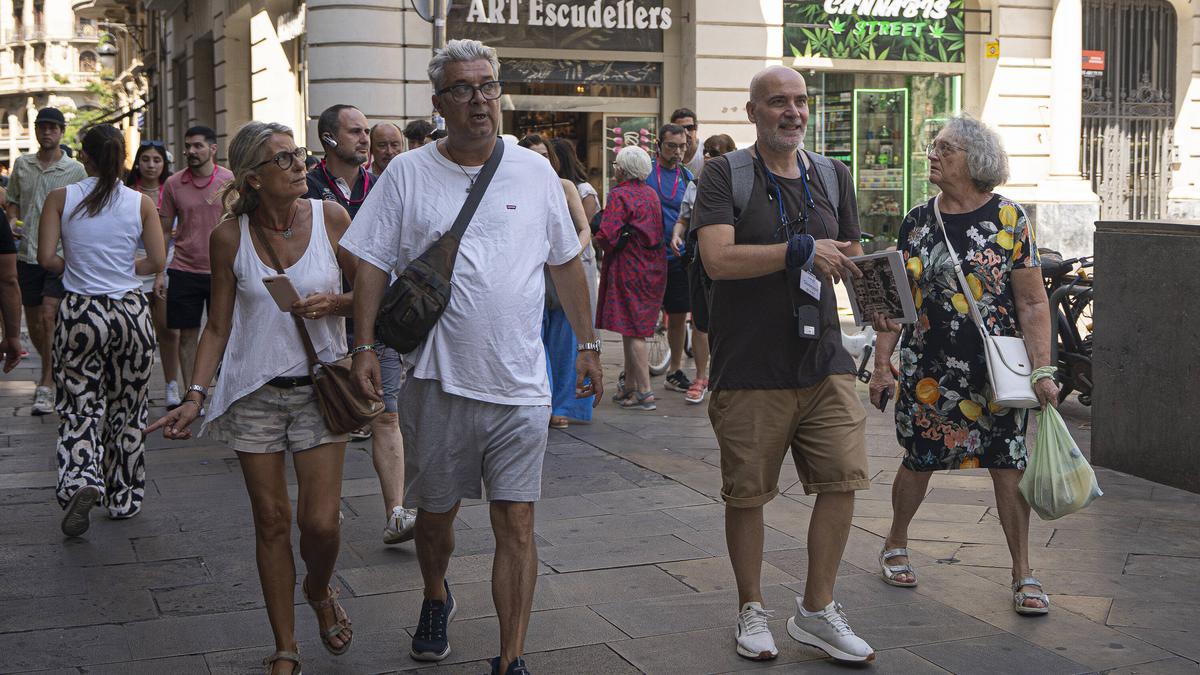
[{"x1": 1, "y1": 335, "x2": 1198, "y2": 674}]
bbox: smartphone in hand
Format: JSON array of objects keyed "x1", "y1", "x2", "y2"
[
  {"x1": 876, "y1": 386, "x2": 893, "y2": 413},
  {"x1": 262, "y1": 275, "x2": 301, "y2": 312}
]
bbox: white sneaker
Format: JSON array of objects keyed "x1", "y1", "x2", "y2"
[
  {"x1": 165, "y1": 381, "x2": 182, "y2": 408},
  {"x1": 786, "y1": 598, "x2": 875, "y2": 663},
  {"x1": 383, "y1": 506, "x2": 417, "y2": 545},
  {"x1": 32, "y1": 385, "x2": 53, "y2": 416},
  {"x1": 735, "y1": 601, "x2": 779, "y2": 661}
]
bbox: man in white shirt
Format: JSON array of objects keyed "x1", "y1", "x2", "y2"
[
  {"x1": 345, "y1": 39, "x2": 602, "y2": 675},
  {"x1": 673, "y1": 107, "x2": 705, "y2": 176}
]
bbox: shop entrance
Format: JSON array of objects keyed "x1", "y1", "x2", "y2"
[{"x1": 1081, "y1": 0, "x2": 1177, "y2": 220}]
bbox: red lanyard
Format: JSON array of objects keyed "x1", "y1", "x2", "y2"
[
  {"x1": 655, "y1": 163, "x2": 681, "y2": 201},
  {"x1": 319, "y1": 160, "x2": 370, "y2": 205},
  {"x1": 187, "y1": 167, "x2": 217, "y2": 190}
]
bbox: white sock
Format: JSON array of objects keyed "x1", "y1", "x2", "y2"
[{"x1": 799, "y1": 600, "x2": 833, "y2": 617}]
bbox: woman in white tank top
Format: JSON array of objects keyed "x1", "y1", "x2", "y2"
[
  {"x1": 148, "y1": 122, "x2": 357, "y2": 675},
  {"x1": 36, "y1": 124, "x2": 166, "y2": 536}
]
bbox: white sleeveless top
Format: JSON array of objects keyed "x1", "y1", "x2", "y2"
[
  {"x1": 204, "y1": 200, "x2": 346, "y2": 429},
  {"x1": 60, "y1": 178, "x2": 144, "y2": 297}
]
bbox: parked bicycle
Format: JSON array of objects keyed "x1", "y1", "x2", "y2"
[{"x1": 1039, "y1": 249, "x2": 1094, "y2": 405}]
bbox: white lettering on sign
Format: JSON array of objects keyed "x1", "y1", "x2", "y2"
[
  {"x1": 823, "y1": 0, "x2": 951, "y2": 20},
  {"x1": 472, "y1": 0, "x2": 671, "y2": 30}
]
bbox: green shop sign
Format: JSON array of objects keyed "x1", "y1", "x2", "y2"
[{"x1": 784, "y1": 0, "x2": 965, "y2": 63}]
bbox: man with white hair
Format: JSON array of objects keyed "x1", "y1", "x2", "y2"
[
  {"x1": 693, "y1": 65, "x2": 876, "y2": 664},
  {"x1": 345, "y1": 39, "x2": 602, "y2": 675}
]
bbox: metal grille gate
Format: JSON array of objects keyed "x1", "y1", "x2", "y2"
[{"x1": 1080, "y1": 0, "x2": 1177, "y2": 220}]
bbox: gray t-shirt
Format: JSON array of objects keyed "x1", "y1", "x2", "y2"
[{"x1": 692, "y1": 152, "x2": 860, "y2": 391}]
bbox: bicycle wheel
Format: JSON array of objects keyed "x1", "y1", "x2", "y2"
[{"x1": 647, "y1": 314, "x2": 672, "y2": 376}]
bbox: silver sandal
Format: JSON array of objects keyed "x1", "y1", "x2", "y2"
[
  {"x1": 263, "y1": 650, "x2": 301, "y2": 674},
  {"x1": 879, "y1": 547, "x2": 918, "y2": 587},
  {"x1": 1012, "y1": 576, "x2": 1050, "y2": 615}
]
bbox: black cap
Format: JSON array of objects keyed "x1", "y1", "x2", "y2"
[{"x1": 35, "y1": 107, "x2": 67, "y2": 127}]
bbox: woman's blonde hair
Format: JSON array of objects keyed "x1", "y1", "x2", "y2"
[
  {"x1": 614, "y1": 146, "x2": 652, "y2": 181},
  {"x1": 222, "y1": 121, "x2": 294, "y2": 218}
]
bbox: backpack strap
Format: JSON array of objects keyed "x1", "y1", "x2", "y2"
[
  {"x1": 804, "y1": 150, "x2": 840, "y2": 222},
  {"x1": 726, "y1": 148, "x2": 756, "y2": 223}
]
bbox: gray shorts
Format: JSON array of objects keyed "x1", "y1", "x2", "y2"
[
  {"x1": 206, "y1": 383, "x2": 349, "y2": 454},
  {"x1": 399, "y1": 377, "x2": 551, "y2": 512},
  {"x1": 378, "y1": 346, "x2": 403, "y2": 414}
]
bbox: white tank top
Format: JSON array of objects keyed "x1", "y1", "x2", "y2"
[
  {"x1": 60, "y1": 178, "x2": 144, "y2": 297},
  {"x1": 203, "y1": 200, "x2": 347, "y2": 429}
]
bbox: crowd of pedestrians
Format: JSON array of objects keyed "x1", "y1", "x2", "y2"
[{"x1": 0, "y1": 37, "x2": 1061, "y2": 675}]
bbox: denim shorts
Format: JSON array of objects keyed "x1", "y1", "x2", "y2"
[{"x1": 378, "y1": 346, "x2": 403, "y2": 414}]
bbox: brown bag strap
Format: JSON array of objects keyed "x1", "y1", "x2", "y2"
[{"x1": 247, "y1": 213, "x2": 322, "y2": 370}]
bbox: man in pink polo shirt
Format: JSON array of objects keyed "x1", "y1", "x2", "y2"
[{"x1": 158, "y1": 125, "x2": 233, "y2": 391}]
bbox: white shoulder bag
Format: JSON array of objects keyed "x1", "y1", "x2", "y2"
[{"x1": 931, "y1": 195, "x2": 1039, "y2": 409}]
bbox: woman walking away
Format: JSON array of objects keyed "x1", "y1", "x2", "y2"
[
  {"x1": 549, "y1": 137, "x2": 601, "y2": 309},
  {"x1": 149, "y1": 121, "x2": 358, "y2": 674},
  {"x1": 595, "y1": 146, "x2": 665, "y2": 410},
  {"x1": 868, "y1": 114, "x2": 1058, "y2": 615},
  {"x1": 519, "y1": 134, "x2": 595, "y2": 428},
  {"x1": 127, "y1": 140, "x2": 183, "y2": 408},
  {"x1": 37, "y1": 124, "x2": 166, "y2": 536}
]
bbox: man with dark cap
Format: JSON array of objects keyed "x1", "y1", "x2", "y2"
[{"x1": 5, "y1": 107, "x2": 86, "y2": 415}]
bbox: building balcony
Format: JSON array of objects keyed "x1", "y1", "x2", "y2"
[
  {"x1": 0, "y1": 71, "x2": 98, "y2": 95},
  {"x1": 0, "y1": 26, "x2": 101, "y2": 45}
]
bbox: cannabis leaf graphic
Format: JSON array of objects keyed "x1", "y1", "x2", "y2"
[
  {"x1": 828, "y1": 18, "x2": 846, "y2": 34},
  {"x1": 929, "y1": 24, "x2": 946, "y2": 39}
]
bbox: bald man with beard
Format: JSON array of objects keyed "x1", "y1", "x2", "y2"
[{"x1": 693, "y1": 65, "x2": 875, "y2": 665}]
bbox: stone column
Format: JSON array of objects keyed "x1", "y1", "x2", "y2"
[{"x1": 1032, "y1": 0, "x2": 1099, "y2": 257}]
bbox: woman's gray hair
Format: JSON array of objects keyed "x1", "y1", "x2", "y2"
[
  {"x1": 944, "y1": 114, "x2": 1009, "y2": 192},
  {"x1": 614, "y1": 146, "x2": 652, "y2": 181},
  {"x1": 222, "y1": 121, "x2": 293, "y2": 218},
  {"x1": 428, "y1": 39, "x2": 500, "y2": 91}
]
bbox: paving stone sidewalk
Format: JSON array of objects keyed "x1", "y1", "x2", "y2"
[{"x1": 0, "y1": 337, "x2": 1197, "y2": 674}]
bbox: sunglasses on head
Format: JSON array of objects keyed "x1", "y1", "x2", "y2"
[{"x1": 140, "y1": 140, "x2": 166, "y2": 149}]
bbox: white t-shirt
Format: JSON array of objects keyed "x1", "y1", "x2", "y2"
[
  {"x1": 343, "y1": 141, "x2": 582, "y2": 406},
  {"x1": 686, "y1": 150, "x2": 704, "y2": 177}
]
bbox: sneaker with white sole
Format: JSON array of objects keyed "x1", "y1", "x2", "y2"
[
  {"x1": 32, "y1": 385, "x2": 53, "y2": 416},
  {"x1": 165, "y1": 381, "x2": 182, "y2": 408},
  {"x1": 735, "y1": 601, "x2": 779, "y2": 661},
  {"x1": 786, "y1": 598, "x2": 875, "y2": 663},
  {"x1": 383, "y1": 506, "x2": 417, "y2": 545}
]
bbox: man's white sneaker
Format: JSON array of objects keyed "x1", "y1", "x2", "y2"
[
  {"x1": 165, "y1": 381, "x2": 182, "y2": 408},
  {"x1": 735, "y1": 602, "x2": 779, "y2": 661},
  {"x1": 32, "y1": 385, "x2": 53, "y2": 416},
  {"x1": 383, "y1": 506, "x2": 417, "y2": 545},
  {"x1": 786, "y1": 598, "x2": 875, "y2": 663}
]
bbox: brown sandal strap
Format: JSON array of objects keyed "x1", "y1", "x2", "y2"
[{"x1": 263, "y1": 650, "x2": 301, "y2": 673}]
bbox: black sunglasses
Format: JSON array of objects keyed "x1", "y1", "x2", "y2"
[
  {"x1": 140, "y1": 140, "x2": 166, "y2": 149},
  {"x1": 681, "y1": 124, "x2": 697, "y2": 132}
]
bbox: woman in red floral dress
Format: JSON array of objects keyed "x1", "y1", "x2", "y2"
[{"x1": 595, "y1": 146, "x2": 665, "y2": 410}]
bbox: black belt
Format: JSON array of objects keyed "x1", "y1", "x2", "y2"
[{"x1": 267, "y1": 375, "x2": 313, "y2": 388}]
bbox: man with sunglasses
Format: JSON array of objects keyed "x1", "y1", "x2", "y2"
[
  {"x1": 671, "y1": 107, "x2": 705, "y2": 176},
  {"x1": 345, "y1": 39, "x2": 601, "y2": 675},
  {"x1": 159, "y1": 125, "x2": 233, "y2": 398},
  {"x1": 307, "y1": 105, "x2": 376, "y2": 218},
  {"x1": 647, "y1": 122, "x2": 696, "y2": 394}
]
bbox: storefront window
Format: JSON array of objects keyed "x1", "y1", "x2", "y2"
[{"x1": 804, "y1": 71, "x2": 961, "y2": 243}]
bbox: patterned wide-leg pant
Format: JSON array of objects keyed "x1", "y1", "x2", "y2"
[{"x1": 53, "y1": 291, "x2": 156, "y2": 517}]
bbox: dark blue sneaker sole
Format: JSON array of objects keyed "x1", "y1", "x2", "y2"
[{"x1": 409, "y1": 596, "x2": 457, "y2": 662}]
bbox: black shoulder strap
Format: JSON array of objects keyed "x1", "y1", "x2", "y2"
[
  {"x1": 804, "y1": 150, "x2": 840, "y2": 222},
  {"x1": 448, "y1": 139, "x2": 505, "y2": 240}
]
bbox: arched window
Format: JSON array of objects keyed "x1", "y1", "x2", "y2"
[{"x1": 80, "y1": 51, "x2": 98, "y2": 71}]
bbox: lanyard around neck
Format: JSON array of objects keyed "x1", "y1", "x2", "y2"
[
  {"x1": 655, "y1": 162, "x2": 682, "y2": 201},
  {"x1": 754, "y1": 144, "x2": 816, "y2": 234},
  {"x1": 320, "y1": 160, "x2": 370, "y2": 205},
  {"x1": 136, "y1": 178, "x2": 164, "y2": 209}
]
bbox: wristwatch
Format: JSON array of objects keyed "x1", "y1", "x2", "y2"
[
  {"x1": 187, "y1": 384, "x2": 208, "y2": 399},
  {"x1": 577, "y1": 339, "x2": 601, "y2": 353}
]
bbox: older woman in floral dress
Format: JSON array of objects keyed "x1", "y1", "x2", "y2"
[
  {"x1": 869, "y1": 115, "x2": 1059, "y2": 616},
  {"x1": 595, "y1": 146, "x2": 664, "y2": 411}
]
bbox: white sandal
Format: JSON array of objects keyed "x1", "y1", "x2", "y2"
[
  {"x1": 879, "y1": 547, "x2": 918, "y2": 587},
  {"x1": 1012, "y1": 576, "x2": 1050, "y2": 615}
]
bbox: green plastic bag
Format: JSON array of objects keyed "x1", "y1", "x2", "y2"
[{"x1": 1019, "y1": 406, "x2": 1103, "y2": 520}]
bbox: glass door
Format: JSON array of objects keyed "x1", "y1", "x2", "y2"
[
  {"x1": 602, "y1": 115, "x2": 658, "y2": 194},
  {"x1": 852, "y1": 88, "x2": 909, "y2": 239}
]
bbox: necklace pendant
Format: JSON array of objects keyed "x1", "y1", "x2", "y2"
[{"x1": 282, "y1": 228, "x2": 293, "y2": 239}]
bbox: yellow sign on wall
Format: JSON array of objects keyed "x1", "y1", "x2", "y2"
[{"x1": 986, "y1": 40, "x2": 1000, "y2": 59}]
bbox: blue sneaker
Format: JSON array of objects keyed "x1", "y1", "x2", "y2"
[
  {"x1": 488, "y1": 656, "x2": 532, "y2": 674},
  {"x1": 411, "y1": 580, "x2": 456, "y2": 661}
]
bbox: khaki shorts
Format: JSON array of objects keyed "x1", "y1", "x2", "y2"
[
  {"x1": 206, "y1": 383, "x2": 349, "y2": 454},
  {"x1": 709, "y1": 374, "x2": 870, "y2": 507}
]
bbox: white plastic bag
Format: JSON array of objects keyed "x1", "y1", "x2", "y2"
[{"x1": 1019, "y1": 406, "x2": 1103, "y2": 520}]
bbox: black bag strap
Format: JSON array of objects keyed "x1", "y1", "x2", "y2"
[
  {"x1": 447, "y1": 138, "x2": 505, "y2": 240},
  {"x1": 248, "y1": 215, "x2": 322, "y2": 371}
]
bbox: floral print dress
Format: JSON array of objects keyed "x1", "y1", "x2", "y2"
[{"x1": 894, "y1": 194, "x2": 1041, "y2": 471}]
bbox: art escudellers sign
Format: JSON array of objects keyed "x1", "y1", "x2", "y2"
[{"x1": 450, "y1": 0, "x2": 671, "y2": 52}]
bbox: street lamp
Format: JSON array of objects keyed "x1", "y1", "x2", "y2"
[{"x1": 97, "y1": 37, "x2": 118, "y2": 79}]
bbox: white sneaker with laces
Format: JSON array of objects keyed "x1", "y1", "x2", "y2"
[
  {"x1": 32, "y1": 385, "x2": 53, "y2": 416},
  {"x1": 735, "y1": 601, "x2": 779, "y2": 661},
  {"x1": 165, "y1": 381, "x2": 182, "y2": 408},
  {"x1": 383, "y1": 506, "x2": 417, "y2": 545},
  {"x1": 786, "y1": 598, "x2": 875, "y2": 663}
]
